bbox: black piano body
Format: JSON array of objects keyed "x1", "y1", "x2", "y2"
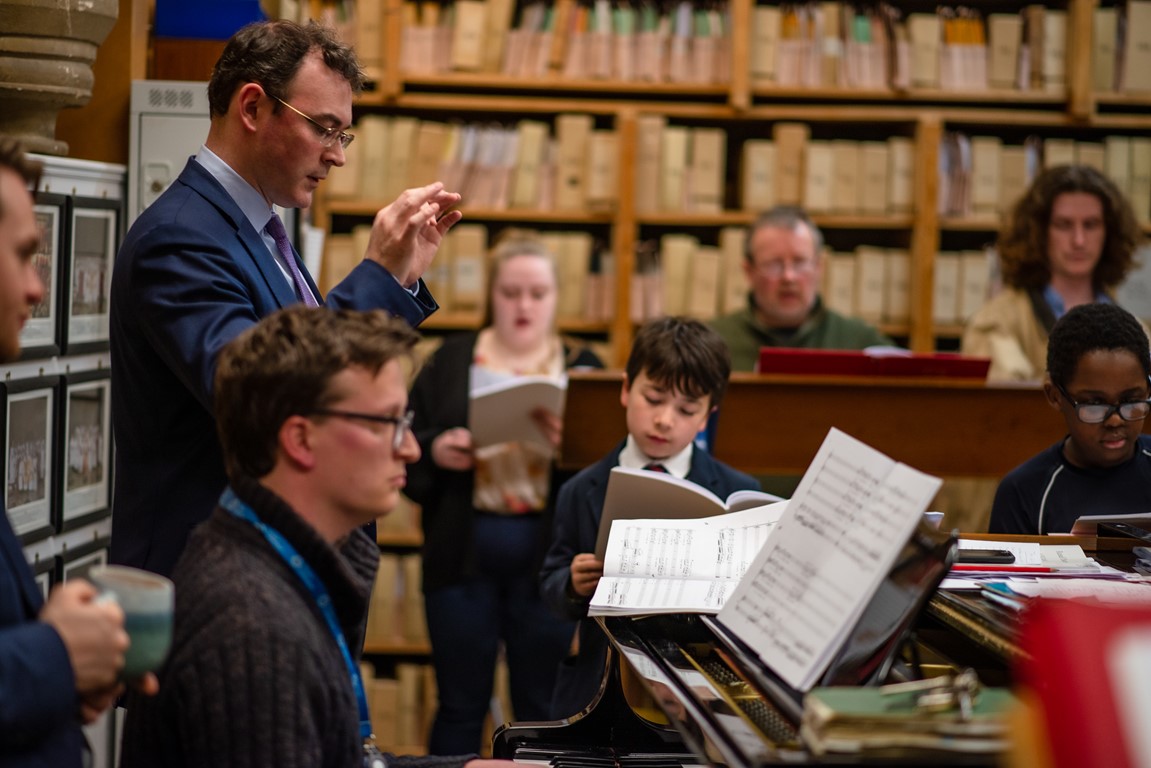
[{"x1": 494, "y1": 521, "x2": 1003, "y2": 765}]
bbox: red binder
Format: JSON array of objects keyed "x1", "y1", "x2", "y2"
[
  {"x1": 1015, "y1": 598, "x2": 1151, "y2": 768},
  {"x1": 755, "y1": 347, "x2": 991, "y2": 379}
]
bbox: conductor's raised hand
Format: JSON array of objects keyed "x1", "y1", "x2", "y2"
[{"x1": 365, "y1": 182, "x2": 463, "y2": 288}]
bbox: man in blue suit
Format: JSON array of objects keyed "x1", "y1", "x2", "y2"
[
  {"x1": 110, "y1": 20, "x2": 462, "y2": 577},
  {"x1": 0, "y1": 139, "x2": 154, "y2": 765}
]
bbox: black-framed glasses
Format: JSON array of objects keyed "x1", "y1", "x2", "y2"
[
  {"x1": 309, "y1": 408, "x2": 414, "y2": 449},
  {"x1": 1055, "y1": 382, "x2": 1151, "y2": 424},
  {"x1": 269, "y1": 95, "x2": 355, "y2": 150}
]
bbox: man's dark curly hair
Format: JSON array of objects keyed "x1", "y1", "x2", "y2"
[
  {"x1": 998, "y1": 164, "x2": 1142, "y2": 292},
  {"x1": 1046, "y1": 303, "x2": 1150, "y2": 388},
  {"x1": 207, "y1": 19, "x2": 364, "y2": 118},
  {"x1": 626, "y1": 316, "x2": 731, "y2": 408}
]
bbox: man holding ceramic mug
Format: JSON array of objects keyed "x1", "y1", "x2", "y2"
[{"x1": 0, "y1": 139, "x2": 157, "y2": 766}]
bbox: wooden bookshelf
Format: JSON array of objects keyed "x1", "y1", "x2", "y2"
[{"x1": 309, "y1": 0, "x2": 1151, "y2": 366}]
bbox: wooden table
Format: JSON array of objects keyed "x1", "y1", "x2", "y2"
[{"x1": 560, "y1": 371, "x2": 1095, "y2": 477}]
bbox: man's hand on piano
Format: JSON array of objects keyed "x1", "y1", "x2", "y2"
[
  {"x1": 465, "y1": 760, "x2": 523, "y2": 767},
  {"x1": 570, "y1": 553, "x2": 604, "y2": 597}
]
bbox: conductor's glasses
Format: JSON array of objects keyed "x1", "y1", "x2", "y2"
[
  {"x1": 309, "y1": 408, "x2": 415, "y2": 450},
  {"x1": 270, "y1": 95, "x2": 355, "y2": 150},
  {"x1": 1055, "y1": 383, "x2": 1151, "y2": 424}
]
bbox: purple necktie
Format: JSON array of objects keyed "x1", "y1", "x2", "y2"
[
  {"x1": 644, "y1": 463, "x2": 668, "y2": 473},
  {"x1": 265, "y1": 213, "x2": 318, "y2": 307}
]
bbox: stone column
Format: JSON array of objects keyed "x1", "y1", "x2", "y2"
[{"x1": 0, "y1": 0, "x2": 119, "y2": 156}]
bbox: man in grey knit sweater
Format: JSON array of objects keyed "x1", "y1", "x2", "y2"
[{"x1": 120, "y1": 306, "x2": 517, "y2": 767}]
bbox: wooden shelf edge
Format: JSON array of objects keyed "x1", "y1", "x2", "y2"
[
  {"x1": 363, "y1": 641, "x2": 432, "y2": 655},
  {"x1": 325, "y1": 200, "x2": 614, "y2": 224},
  {"x1": 420, "y1": 313, "x2": 611, "y2": 334},
  {"x1": 750, "y1": 84, "x2": 1066, "y2": 106},
  {"x1": 939, "y1": 217, "x2": 1001, "y2": 232},
  {"x1": 637, "y1": 212, "x2": 914, "y2": 228},
  {"x1": 400, "y1": 72, "x2": 731, "y2": 96},
  {"x1": 377, "y1": 531, "x2": 423, "y2": 548}
]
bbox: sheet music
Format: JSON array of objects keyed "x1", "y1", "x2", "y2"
[
  {"x1": 589, "y1": 502, "x2": 787, "y2": 615},
  {"x1": 716, "y1": 428, "x2": 941, "y2": 692}
]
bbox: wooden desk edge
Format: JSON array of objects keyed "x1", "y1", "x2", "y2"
[{"x1": 954, "y1": 531, "x2": 1139, "y2": 552}]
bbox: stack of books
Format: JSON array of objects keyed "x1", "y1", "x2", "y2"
[{"x1": 800, "y1": 683, "x2": 1017, "y2": 756}]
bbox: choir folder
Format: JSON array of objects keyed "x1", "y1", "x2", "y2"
[{"x1": 757, "y1": 346, "x2": 991, "y2": 379}]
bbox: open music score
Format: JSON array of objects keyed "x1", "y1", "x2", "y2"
[
  {"x1": 717, "y1": 428, "x2": 942, "y2": 692},
  {"x1": 589, "y1": 500, "x2": 787, "y2": 615}
]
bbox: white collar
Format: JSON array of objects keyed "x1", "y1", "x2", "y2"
[{"x1": 619, "y1": 434, "x2": 693, "y2": 479}]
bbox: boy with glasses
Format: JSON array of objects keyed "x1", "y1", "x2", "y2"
[{"x1": 989, "y1": 302, "x2": 1151, "y2": 534}]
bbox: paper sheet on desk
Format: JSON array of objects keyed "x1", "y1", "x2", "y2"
[{"x1": 1008, "y1": 578, "x2": 1151, "y2": 604}]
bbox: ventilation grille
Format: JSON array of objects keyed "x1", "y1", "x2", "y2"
[{"x1": 133, "y1": 82, "x2": 208, "y2": 115}]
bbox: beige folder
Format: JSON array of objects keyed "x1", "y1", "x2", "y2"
[{"x1": 773, "y1": 122, "x2": 810, "y2": 205}]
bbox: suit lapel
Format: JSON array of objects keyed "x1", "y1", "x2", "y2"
[
  {"x1": 179, "y1": 161, "x2": 303, "y2": 309},
  {"x1": 686, "y1": 449, "x2": 723, "y2": 494}
]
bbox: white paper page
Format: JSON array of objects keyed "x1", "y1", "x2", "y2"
[
  {"x1": 958, "y1": 539, "x2": 1042, "y2": 565},
  {"x1": 1071, "y1": 512, "x2": 1151, "y2": 535},
  {"x1": 716, "y1": 428, "x2": 941, "y2": 692},
  {"x1": 1008, "y1": 578, "x2": 1151, "y2": 604},
  {"x1": 1040, "y1": 544, "x2": 1090, "y2": 568},
  {"x1": 467, "y1": 374, "x2": 566, "y2": 448},
  {"x1": 588, "y1": 576, "x2": 737, "y2": 615},
  {"x1": 595, "y1": 466, "x2": 755, "y2": 559},
  {"x1": 589, "y1": 503, "x2": 788, "y2": 615},
  {"x1": 938, "y1": 577, "x2": 986, "y2": 590},
  {"x1": 602, "y1": 502, "x2": 787, "y2": 580}
]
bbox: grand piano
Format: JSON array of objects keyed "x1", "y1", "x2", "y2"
[
  {"x1": 492, "y1": 372, "x2": 1073, "y2": 764},
  {"x1": 494, "y1": 520, "x2": 994, "y2": 765}
]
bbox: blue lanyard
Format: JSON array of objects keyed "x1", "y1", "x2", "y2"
[{"x1": 220, "y1": 487, "x2": 373, "y2": 742}]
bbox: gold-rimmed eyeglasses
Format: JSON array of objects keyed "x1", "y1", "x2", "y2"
[{"x1": 269, "y1": 95, "x2": 355, "y2": 150}]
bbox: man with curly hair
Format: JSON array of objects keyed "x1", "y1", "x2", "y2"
[
  {"x1": 989, "y1": 303, "x2": 1151, "y2": 534},
  {"x1": 962, "y1": 164, "x2": 1145, "y2": 382}
]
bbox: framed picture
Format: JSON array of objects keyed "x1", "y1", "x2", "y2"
[
  {"x1": 59, "y1": 535, "x2": 109, "y2": 583},
  {"x1": 32, "y1": 554, "x2": 56, "y2": 602},
  {"x1": 2, "y1": 376, "x2": 58, "y2": 543},
  {"x1": 20, "y1": 192, "x2": 67, "y2": 359},
  {"x1": 57, "y1": 372, "x2": 111, "y2": 531},
  {"x1": 63, "y1": 197, "x2": 119, "y2": 353}
]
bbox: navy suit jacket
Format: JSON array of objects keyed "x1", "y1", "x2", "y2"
[
  {"x1": 110, "y1": 158, "x2": 437, "y2": 577},
  {"x1": 0, "y1": 511, "x2": 83, "y2": 766},
  {"x1": 539, "y1": 442, "x2": 760, "y2": 719}
]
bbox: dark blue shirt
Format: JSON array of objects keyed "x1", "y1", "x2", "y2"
[{"x1": 989, "y1": 435, "x2": 1151, "y2": 535}]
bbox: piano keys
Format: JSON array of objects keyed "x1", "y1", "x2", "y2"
[{"x1": 495, "y1": 521, "x2": 991, "y2": 764}]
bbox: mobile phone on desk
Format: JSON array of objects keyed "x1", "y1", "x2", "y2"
[{"x1": 957, "y1": 548, "x2": 1016, "y2": 565}]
